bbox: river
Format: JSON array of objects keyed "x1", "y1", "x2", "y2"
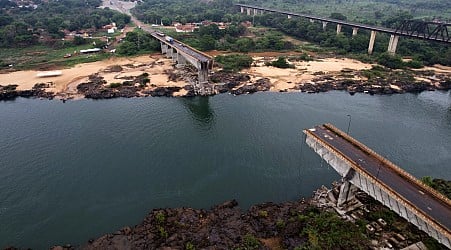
[{"x1": 1, "y1": 91, "x2": 450, "y2": 248}]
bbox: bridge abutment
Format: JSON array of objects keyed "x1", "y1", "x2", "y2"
[{"x1": 368, "y1": 30, "x2": 377, "y2": 54}]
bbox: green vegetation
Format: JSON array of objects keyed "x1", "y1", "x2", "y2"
[
  {"x1": 117, "y1": 30, "x2": 161, "y2": 56},
  {"x1": 242, "y1": 0, "x2": 450, "y2": 23},
  {"x1": 0, "y1": 44, "x2": 111, "y2": 70},
  {"x1": 185, "y1": 242, "x2": 195, "y2": 250},
  {"x1": 421, "y1": 177, "x2": 451, "y2": 199},
  {"x1": 155, "y1": 211, "x2": 166, "y2": 224},
  {"x1": 0, "y1": 0, "x2": 130, "y2": 48},
  {"x1": 242, "y1": 234, "x2": 261, "y2": 250},
  {"x1": 296, "y1": 207, "x2": 368, "y2": 249},
  {"x1": 215, "y1": 54, "x2": 253, "y2": 72},
  {"x1": 266, "y1": 57, "x2": 295, "y2": 68},
  {"x1": 109, "y1": 83, "x2": 122, "y2": 88}
]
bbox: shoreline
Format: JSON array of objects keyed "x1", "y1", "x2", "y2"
[
  {"x1": 34, "y1": 180, "x2": 444, "y2": 250},
  {"x1": 1, "y1": 55, "x2": 450, "y2": 101}
]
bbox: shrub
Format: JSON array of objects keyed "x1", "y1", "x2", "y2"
[
  {"x1": 215, "y1": 54, "x2": 253, "y2": 72},
  {"x1": 268, "y1": 57, "x2": 295, "y2": 69},
  {"x1": 109, "y1": 82, "x2": 121, "y2": 88}
]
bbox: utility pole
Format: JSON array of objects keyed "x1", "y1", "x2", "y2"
[{"x1": 346, "y1": 114, "x2": 351, "y2": 135}]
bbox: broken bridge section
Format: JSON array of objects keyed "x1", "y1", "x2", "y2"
[{"x1": 303, "y1": 123, "x2": 451, "y2": 248}]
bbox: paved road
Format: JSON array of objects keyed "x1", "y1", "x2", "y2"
[
  {"x1": 236, "y1": 4, "x2": 450, "y2": 43},
  {"x1": 308, "y1": 125, "x2": 451, "y2": 231}
]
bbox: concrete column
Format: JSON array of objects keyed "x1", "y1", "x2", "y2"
[
  {"x1": 240, "y1": 7, "x2": 244, "y2": 13},
  {"x1": 368, "y1": 30, "x2": 377, "y2": 55},
  {"x1": 161, "y1": 43, "x2": 168, "y2": 54},
  {"x1": 172, "y1": 49, "x2": 177, "y2": 62},
  {"x1": 253, "y1": 8, "x2": 257, "y2": 16},
  {"x1": 309, "y1": 19, "x2": 315, "y2": 23},
  {"x1": 387, "y1": 34, "x2": 399, "y2": 55},
  {"x1": 336, "y1": 24, "x2": 342, "y2": 35},
  {"x1": 322, "y1": 21, "x2": 328, "y2": 31},
  {"x1": 246, "y1": 8, "x2": 251, "y2": 15},
  {"x1": 177, "y1": 53, "x2": 186, "y2": 65},
  {"x1": 166, "y1": 47, "x2": 173, "y2": 58},
  {"x1": 352, "y1": 27, "x2": 358, "y2": 36},
  {"x1": 260, "y1": 10, "x2": 264, "y2": 15},
  {"x1": 287, "y1": 14, "x2": 292, "y2": 19},
  {"x1": 337, "y1": 181, "x2": 357, "y2": 207}
]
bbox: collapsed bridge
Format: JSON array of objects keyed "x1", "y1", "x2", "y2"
[{"x1": 304, "y1": 123, "x2": 451, "y2": 248}]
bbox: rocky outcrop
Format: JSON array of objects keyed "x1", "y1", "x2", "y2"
[
  {"x1": 79, "y1": 199, "x2": 309, "y2": 250},
  {"x1": 0, "y1": 83, "x2": 54, "y2": 101}
]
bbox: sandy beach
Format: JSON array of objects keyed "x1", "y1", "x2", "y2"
[{"x1": 1, "y1": 53, "x2": 450, "y2": 98}]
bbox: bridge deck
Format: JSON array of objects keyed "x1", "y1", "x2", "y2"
[
  {"x1": 306, "y1": 124, "x2": 451, "y2": 232},
  {"x1": 136, "y1": 21, "x2": 212, "y2": 63}
]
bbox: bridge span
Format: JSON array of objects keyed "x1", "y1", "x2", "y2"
[
  {"x1": 237, "y1": 4, "x2": 450, "y2": 55},
  {"x1": 106, "y1": 0, "x2": 214, "y2": 94},
  {"x1": 139, "y1": 24, "x2": 213, "y2": 88},
  {"x1": 304, "y1": 123, "x2": 451, "y2": 248}
]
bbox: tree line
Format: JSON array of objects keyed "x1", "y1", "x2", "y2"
[{"x1": 0, "y1": 0, "x2": 130, "y2": 47}]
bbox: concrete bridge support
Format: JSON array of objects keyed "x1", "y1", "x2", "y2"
[
  {"x1": 177, "y1": 52, "x2": 186, "y2": 65},
  {"x1": 387, "y1": 34, "x2": 399, "y2": 55},
  {"x1": 352, "y1": 27, "x2": 359, "y2": 37},
  {"x1": 171, "y1": 49, "x2": 177, "y2": 63},
  {"x1": 246, "y1": 8, "x2": 251, "y2": 15},
  {"x1": 161, "y1": 42, "x2": 168, "y2": 54},
  {"x1": 368, "y1": 30, "x2": 377, "y2": 55},
  {"x1": 336, "y1": 24, "x2": 342, "y2": 35},
  {"x1": 166, "y1": 47, "x2": 173, "y2": 58},
  {"x1": 253, "y1": 8, "x2": 258, "y2": 15},
  {"x1": 309, "y1": 19, "x2": 315, "y2": 23},
  {"x1": 240, "y1": 6, "x2": 244, "y2": 13},
  {"x1": 287, "y1": 14, "x2": 292, "y2": 19},
  {"x1": 322, "y1": 21, "x2": 328, "y2": 31},
  {"x1": 304, "y1": 133, "x2": 451, "y2": 248}
]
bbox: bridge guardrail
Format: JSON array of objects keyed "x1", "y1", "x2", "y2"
[{"x1": 323, "y1": 123, "x2": 451, "y2": 207}]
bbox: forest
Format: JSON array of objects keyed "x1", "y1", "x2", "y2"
[{"x1": 0, "y1": 0, "x2": 130, "y2": 47}]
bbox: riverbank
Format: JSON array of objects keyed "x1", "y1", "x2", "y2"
[
  {"x1": 38, "y1": 180, "x2": 445, "y2": 250},
  {"x1": 0, "y1": 54, "x2": 450, "y2": 101}
]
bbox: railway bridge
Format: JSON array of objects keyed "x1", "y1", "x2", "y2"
[
  {"x1": 237, "y1": 4, "x2": 450, "y2": 55},
  {"x1": 304, "y1": 123, "x2": 451, "y2": 248}
]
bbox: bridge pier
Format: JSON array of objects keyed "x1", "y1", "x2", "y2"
[
  {"x1": 240, "y1": 6, "x2": 244, "y2": 13},
  {"x1": 352, "y1": 27, "x2": 359, "y2": 36},
  {"x1": 246, "y1": 8, "x2": 251, "y2": 15},
  {"x1": 368, "y1": 30, "x2": 377, "y2": 55},
  {"x1": 166, "y1": 47, "x2": 173, "y2": 58},
  {"x1": 171, "y1": 49, "x2": 177, "y2": 63},
  {"x1": 336, "y1": 24, "x2": 342, "y2": 35},
  {"x1": 160, "y1": 42, "x2": 168, "y2": 54},
  {"x1": 387, "y1": 34, "x2": 399, "y2": 55},
  {"x1": 177, "y1": 52, "x2": 186, "y2": 65},
  {"x1": 253, "y1": 8, "x2": 258, "y2": 15},
  {"x1": 309, "y1": 19, "x2": 315, "y2": 23},
  {"x1": 287, "y1": 14, "x2": 292, "y2": 19},
  {"x1": 322, "y1": 21, "x2": 328, "y2": 31}
]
